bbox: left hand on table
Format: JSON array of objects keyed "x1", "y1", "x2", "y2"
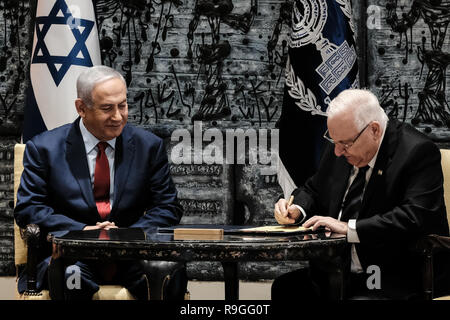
[{"x1": 302, "y1": 216, "x2": 348, "y2": 235}]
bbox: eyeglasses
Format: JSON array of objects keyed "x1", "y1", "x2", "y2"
[{"x1": 323, "y1": 123, "x2": 370, "y2": 150}]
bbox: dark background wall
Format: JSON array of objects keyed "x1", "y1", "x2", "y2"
[{"x1": 0, "y1": 0, "x2": 449, "y2": 280}]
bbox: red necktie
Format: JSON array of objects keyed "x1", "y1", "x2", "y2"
[
  {"x1": 93, "y1": 142, "x2": 110, "y2": 220},
  {"x1": 98, "y1": 229, "x2": 110, "y2": 240}
]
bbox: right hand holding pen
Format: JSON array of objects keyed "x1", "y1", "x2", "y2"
[{"x1": 274, "y1": 198, "x2": 301, "y2": 225}]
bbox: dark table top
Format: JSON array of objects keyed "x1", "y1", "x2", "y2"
[{"x1": 49, "y1": 226, "x2": 348, "y2": 262}]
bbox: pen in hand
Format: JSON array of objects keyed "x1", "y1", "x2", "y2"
[
  {"x1": 287, "y1": 195, "x2": 294, "y2": 207},
  {"x1": 282, "y1": 195, "x2": 294, "y2": 218}
]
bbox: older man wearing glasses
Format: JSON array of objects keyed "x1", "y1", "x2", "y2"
[{"x1": 272, "y1": 89, "x2": 449, "y2": 300}]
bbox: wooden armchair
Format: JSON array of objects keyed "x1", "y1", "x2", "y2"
[
  {"x1": 415, "y1": 149, "x2": 450, "y2": 300},
  {"x1": 14, "y1": 144, "x2": 51, "y2": 299},
  {"x1": 14, "y1": 143, "x2": 188, "y2": 300}
]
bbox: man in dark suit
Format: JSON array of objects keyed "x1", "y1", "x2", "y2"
[
  {"x1": 273, "y1": 89, "x2": 449, "y2": 299},
  {"x1": 14, "y1": 66, "x2": 183, "y2": 299}
]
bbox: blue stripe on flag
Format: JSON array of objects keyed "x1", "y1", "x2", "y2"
[{"x1": 23, "y1": 85, "x2": 47, "y2": 143}]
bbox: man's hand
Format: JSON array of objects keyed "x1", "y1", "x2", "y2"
[
  {"x1": 274, "y1": 198, "x2": 301, "y2": 225},
  {"x1": 83, "y1": 221, "x2": 118, "y2": 231},
  {"x1": 302, "y1": 216, "x2": 348, "y2": 235}
]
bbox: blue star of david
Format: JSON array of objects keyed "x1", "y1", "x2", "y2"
[{"x1": 32, "y1": 0, "x2": 94, "y2": 86}]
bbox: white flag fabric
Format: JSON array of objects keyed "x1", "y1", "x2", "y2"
[{"x1": 23, "y1": 0, "x2": 101, "y2": 142}]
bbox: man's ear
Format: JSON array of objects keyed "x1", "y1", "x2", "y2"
[
  {"x1": 371, "y1": 121, "x2": 382, "y2": 140},
  {"x1": 75, "y1": 98, "x2": 86, "y2": 118}
]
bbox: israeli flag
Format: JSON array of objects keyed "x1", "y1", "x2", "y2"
[{"x1": 23, "y1": 0, "x2": 101, "y2": 142}]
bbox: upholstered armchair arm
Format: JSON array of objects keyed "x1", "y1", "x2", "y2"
[
  {"x1": 20, "y1": 224, "x2": 41, "y2": 295},
  {"x1": 415, "y1": 234, "x2": 450, "y2": 300},
  {"x1": 416, "y1": 234, "x2": 450, "y2": 253}
]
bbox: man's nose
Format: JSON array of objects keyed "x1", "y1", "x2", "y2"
[
  {"x1": 111, "y1": 106, "x2": 122, "y2": 121},
  {"x1": 334, "y1": 144, "x2": 346, "y2": 157}
]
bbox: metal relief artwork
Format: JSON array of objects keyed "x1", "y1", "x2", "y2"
[
  {"x1": 0, "y1": 0, "x2": 29, "y2": 136},
  {"x1": 95, "y1": 0, "x2": 184, "y2": 124},
  {"x1": 0, "y1": 0, "x2": 341, "y2": 277},
  {"x1": 0, "y1": 0, "x2": 447, "y2": 279},
  {"x1": 96, "y1": 0, "x2": 181, "y2": 84},
  {"x1": 372, "y1": 0, "x2": 450, "y2": 140},
  {"x1": 267, "y1": 0, "x2": 290, "y2": 85},
  {"x1": 186, "y1": 0, "x2": 257, "y2": 122},
  {"x1": 0, "y1": 0, "x2": 30, "y2": 276},
  {"x1": 94, "y1": 0, "x2": 282, "y2": 128},
  {"x1": 0, "y1": 144, "x2": 15, "y2": 275}
]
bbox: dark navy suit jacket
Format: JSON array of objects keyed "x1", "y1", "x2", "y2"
[{"x1": 14, "y1": 118, "x2": 183, "y2": 292}]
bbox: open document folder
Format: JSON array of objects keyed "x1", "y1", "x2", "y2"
[
  {"x1": 158, "y1": 224, "x2": 326, "y2": 237},
  {"x1": 240, "y1": 225, "x2": 314, "y2": 234}
]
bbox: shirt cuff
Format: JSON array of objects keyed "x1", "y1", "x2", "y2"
[
  {"x1": 292, "y1": 205, "x2": 307, "y2": 225},
  {"x1": 347, "y1": 219, "x2": 360, "y2": 243}
]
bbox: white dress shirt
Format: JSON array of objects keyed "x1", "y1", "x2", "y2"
[
  {"x1": 79, "y1": 120, "x2": 116, "y2": 208},
  {"x1": 341, "y1": 158, "x2": 377, "y2": 273}
]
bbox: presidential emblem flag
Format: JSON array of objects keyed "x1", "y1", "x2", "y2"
[
  {"x1": 277, "y1": 0, "x2": 359, "y2": 197},
  {"x1": 23, "y1": 0, "x2": 101, "y2": 142}
]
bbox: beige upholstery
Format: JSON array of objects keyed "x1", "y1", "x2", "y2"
[
  {"x1": 437, "y1": 150, "x2": 450, "y2": 300},
  {"x1": 13, "y1": 143, "x2": 135, "y2": 300},
  {"x1": 92, "y1": 285, "x2": 136, "y2": 300},
  {"x1": 14, "y1": 144, "x2": 27, "y2": 266},
  {"x1": 440, "y1": 149, "x2": 450, "y2": 229}
]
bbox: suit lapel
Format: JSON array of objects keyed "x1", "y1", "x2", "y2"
[
  {"x1": 360, "y1": 120, "x2": 399, "y2": 215},
  {"x1": 65, "y1": 118, "x2": 97, "y2": 214},
  {"x1": 110, "y1": 125, "x2": 135, "y2": 218}
]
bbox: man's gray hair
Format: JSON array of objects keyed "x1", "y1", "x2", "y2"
[
  {"x1": 76, "y1": 65, "x2": 126, "y2": 107},
  {"x1": 326, "y1": 89, "x2": 388, "y2": 131}
]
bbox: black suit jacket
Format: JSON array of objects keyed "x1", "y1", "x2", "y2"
[
  {"x1": 292, "y1": 119, "x2": 449, "y2": 296},
  {"x1": 14, "y1": 118, "x2": 183, "y2": 293}
]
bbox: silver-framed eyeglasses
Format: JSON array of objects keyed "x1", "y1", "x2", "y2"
[{"x1": 323, "y1": 123, "x2": 370, "y2": 150}]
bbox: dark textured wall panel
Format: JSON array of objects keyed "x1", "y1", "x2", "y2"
[
  {"x1": 0, "y1": 1, "x2": 448, "y2": 282},
  {"x1": 0, "y1": 140, "x2": 19, "y2": 276},
  {"x1": 367, "y1": 0, "x2": 450, "y2": 140}
]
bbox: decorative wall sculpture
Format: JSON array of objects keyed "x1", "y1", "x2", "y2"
[
  {"x1": 370, "y1": 0, "x2": 450, "y2": 140},
  {"x1": 0, "y1": 0, "x2": 448, "y2": 279}
]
